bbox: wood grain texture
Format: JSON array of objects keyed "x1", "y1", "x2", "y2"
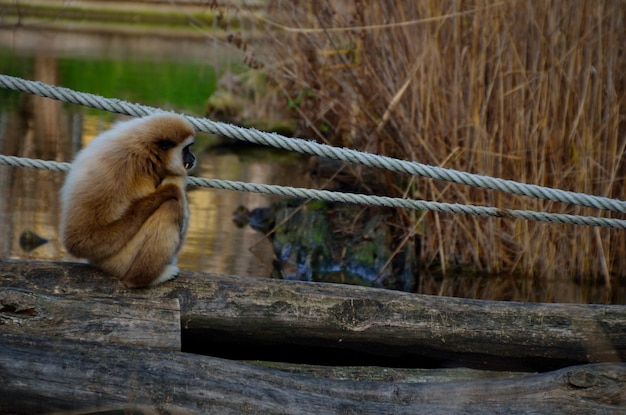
[
  {"x1": 1, "y1": 334, "x2": 625, "y2": 415},
  {"x1": 0, "y1": 287, "x2": 180, "y2": 350},
  {"x1": 1, "y1": 259, "x2": 624, "y2": 370}
]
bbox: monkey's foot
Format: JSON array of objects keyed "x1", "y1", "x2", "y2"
[{"x1": 149, "y1": 264, "x2": 180, "y2": 287}]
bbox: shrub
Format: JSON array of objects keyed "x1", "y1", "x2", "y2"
[{"x1": 247, "y1": 0, "x2": 626, "y2": 286}]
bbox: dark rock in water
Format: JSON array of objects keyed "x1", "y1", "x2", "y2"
[
  {"x1": 232, "y1": 206, "x2": 274, "y2": 233},
  {"x1": 19, "y1": 229, "x2": 48, "y2": 252},
  {"x1": 234, "y1": 200, "x2": 418, "y2": 292}
]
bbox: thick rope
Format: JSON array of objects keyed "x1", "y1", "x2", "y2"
[
  {"x1": 1, "y1": 154, "x2": 625, "y2": 229},
  {"x1": 2, "y1": 74, "x2": 626, "y2": 214}
]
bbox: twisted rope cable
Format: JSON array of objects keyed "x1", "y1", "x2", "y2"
[
  {"x1": 2, "y1": 155, "x2": 625, "y2": 229},
  {"x1": 2, "y1": 74, "x2": 626, "y2": 215},
  {"x1": 0, "y1": 155, "x2": 71, "y2": 172}
]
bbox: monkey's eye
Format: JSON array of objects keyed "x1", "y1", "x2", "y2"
[{"x1": 157, "y1": 140, "x2": 176, "y2": 151}]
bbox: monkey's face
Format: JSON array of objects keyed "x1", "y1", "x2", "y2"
[
  {"x1": 182, "y1": 142, "x2": 196, "y2": 170},
  {"x1": 121, "y1": 113, "x2": 196, "y2": 179},
  {"x1": 156, "y1": 136, "x2": 196, "y2": 176}
]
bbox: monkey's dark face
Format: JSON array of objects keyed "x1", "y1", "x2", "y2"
[
  {"x1": 182, "y1": 143, "x2": 195, "y2": 170},
  {"x1": 156, "y1": 135, "x2": 196, "y2": 176}
]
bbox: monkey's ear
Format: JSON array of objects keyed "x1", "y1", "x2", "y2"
[{"x1": 157, "y1": 140, "x2": 176, "y2": 151}]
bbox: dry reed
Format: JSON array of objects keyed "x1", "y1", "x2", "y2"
[{"x1": 241, "y1": 1, "x2": 626, "y2": 289}]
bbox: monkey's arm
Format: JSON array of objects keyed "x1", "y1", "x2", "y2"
[
  {"x1": 160, "y1": 176, "x2": 188, "y2": 231},
  {"x1": 64, "y1": 184, "x2": 183, "y2": 260}
]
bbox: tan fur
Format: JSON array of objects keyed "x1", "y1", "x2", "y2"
[{"x1": 60, "y1": 113, "x2": 195, "y2": 288}]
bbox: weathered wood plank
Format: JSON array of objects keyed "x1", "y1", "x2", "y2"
[
  {"x1": 248, "y1": 361, "x2": 529, "y2": 383},
  {"x1": 1, "y1": 259, "x2": 625, "y2": 370},
  {"x1": 0, "y1": 287, "x2": 180, "y2": 350},
  {"x1": 1, "y1": 334, "x2": 624, "y2": 415}
]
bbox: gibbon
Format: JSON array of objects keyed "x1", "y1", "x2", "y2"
[{"x1": 60, "y1": 113, "x2": 196, "y2": 288}]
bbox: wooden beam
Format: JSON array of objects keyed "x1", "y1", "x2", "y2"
[
  {"x1": 1, "y1": 259, "x2": 625, "y2": 370},
  {"x1": 1, "y1": 334, "x2": 625, "y2": 414},
  {"x1": 0, "y1": 287, "x2": 180, "y2": 350}
]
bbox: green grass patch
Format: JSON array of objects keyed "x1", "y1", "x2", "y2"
[
  {"x1": 0, "y1": 48, "x2": 218, "y2": 115},
  {"x1": 57, "y1": 58, "x2": 217, "y2": 115}
]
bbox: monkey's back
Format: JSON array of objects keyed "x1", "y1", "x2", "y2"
[{"x1": 60, "y1": 125, "x2": 156, "y2": 243}]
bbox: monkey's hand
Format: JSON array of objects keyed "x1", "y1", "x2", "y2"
[{"x1": 160, "y1": 176, "x2": 188, "y2": 232}]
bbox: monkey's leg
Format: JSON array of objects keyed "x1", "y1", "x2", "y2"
[
  {"x1": 150, "y1": 200, "x2": 190, "y2": 287},
  {"x1": 100, "y1": 199, "x2": 183, "y2": 288},
  {"x1": 63, "y1": 183, "x2": 183, "y2": 261}
]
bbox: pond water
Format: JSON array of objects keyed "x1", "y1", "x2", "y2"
[{"x1": 0, "y1": 25, "x2": 621, "y2": 304}]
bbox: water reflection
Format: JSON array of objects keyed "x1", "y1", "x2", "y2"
[
  {"x1": 182, "y1": 148, "x2": 308, "y2": 277},
  {"x1": 0, "y1": 25, "x2": 289, "y2": 277},
  {"x1": 0, "y1": 100, "x2": 307, "y2": 277}
]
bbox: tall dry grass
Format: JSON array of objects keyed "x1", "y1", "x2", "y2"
[{"x1": 246, "y1": 1, "x2": 626, "y2": 287}]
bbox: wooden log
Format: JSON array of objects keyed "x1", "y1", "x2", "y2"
[
  {"x1": 1, "y1": 334, "x2": 625, "y2": 415},
  {"x1": 248, "y1": 361, "x2": 528, "y2": 383},
  {"x1": 1, "y1": 259, "x2": 625, "y2": 371},
  {"x1": 0, "y1": 287, "x2": 180, "y2": 350}
]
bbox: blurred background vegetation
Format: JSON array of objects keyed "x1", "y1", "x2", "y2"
[{"x1": 239, "y1": 0, "x2": 626, "y2": 294}]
